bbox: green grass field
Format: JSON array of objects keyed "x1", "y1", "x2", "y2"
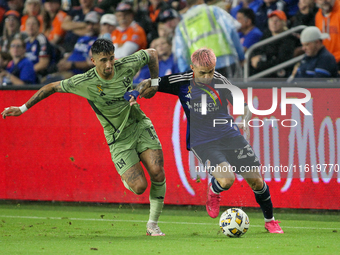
[{"x1": 0, "y1": 202, "x2": 339, "y2": 255}]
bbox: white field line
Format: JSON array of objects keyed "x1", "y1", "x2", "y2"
[{"x1": 0, "y1": 215, "x2": 339, "y2": 230}]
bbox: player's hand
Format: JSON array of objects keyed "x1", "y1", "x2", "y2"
[
  {"x1": 128, "y1": 95, "x2": 137, "y2": 106},
  {"x1": 136, "y1": 78, "x2": 158, "y2": 99},
  {"x1": 1, "y1": 106, "x2": 23, "y2": 119},
  {"x1": 238, "y1": 122, "x2": 250, "y2": 141}
]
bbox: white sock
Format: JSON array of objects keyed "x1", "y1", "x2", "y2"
[{"x1": 264, "y1": 217, "x2": 275, "y2": 222}]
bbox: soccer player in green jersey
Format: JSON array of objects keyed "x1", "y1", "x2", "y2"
[{"x1": 1, "y1": 39, "x2": 166, "y2": 236}]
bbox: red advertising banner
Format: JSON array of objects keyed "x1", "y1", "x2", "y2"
[{"x1": 0, "y1": 88, "x2": 339, "y2": 209}]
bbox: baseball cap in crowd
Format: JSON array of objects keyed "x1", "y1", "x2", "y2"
[
  {"x1": 100, "y1": 14, "x2": 117, "y2": 26},
  {"x1": 5, "y1": 10, "x2": 21, "y2": 19},
  {"x1": 158, "y1": 8, "x2": 179, "y2": 23},
  {"x1": 268, "y1": 10, "x2": 287, "y2": 21},
  {"x1": 84, "y1": 11, "x2": 100, "y2": 24},
  {"x1": 116, "y1": 2, "x2": 133, "y2": 12},
  {"x1": 300, "y1": 26, "x2": 329, "y2": 43}
]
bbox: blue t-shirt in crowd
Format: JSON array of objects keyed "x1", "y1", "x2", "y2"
[
  {"x1": 238, "y1": 27, "x2": 263, "y2": 50},
  {"x1": 295, "y1": 47, "x2": 338, "y2": 78},
  {"x1": 67, "y1": 35, "x2": 97, "y2": 74},
  {"x1": 6, "y1": 58, "x2": 37, "y2": 84},
  {"x1": 230, "y1": 0, "x2": 263, "y2": 18}
]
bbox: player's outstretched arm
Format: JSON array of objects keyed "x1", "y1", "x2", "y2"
[
  {"x1": 144, "y1": 48, "x2": 159, "y2": 80},
  {"x1": 1, "y1": 81, "x2": 64, "y2": 119},
  {"x1": 136, "y1": 78, "x2": 159, "y2": 99}
]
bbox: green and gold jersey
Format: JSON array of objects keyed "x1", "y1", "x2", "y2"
[{"x1": 60, "y1": 50, "x2": 150, "y2": 144}]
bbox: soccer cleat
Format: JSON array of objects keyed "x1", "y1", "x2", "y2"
[
  {"x1": 265, "y1": 220, "x2": 284, "y2": 233},
  {"x1": 206, "y1": 183, "x2": 221, "y2": 218},
  {"x1": 146, "y1": 222, "x2": 165, "y2": 236}
]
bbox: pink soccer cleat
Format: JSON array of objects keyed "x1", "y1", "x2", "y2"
[
  {"x1": 206, "y1": 183, "x2": 221, "y2": 218},
  {"x1": 265, "y1": 220, "x2": 284, "y2": 233}
]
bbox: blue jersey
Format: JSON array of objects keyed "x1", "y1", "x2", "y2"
[
  {"x1": 25, "y1": 34, "x2": 51, "y2": 65},
  {"x1": 67, "y1": 35, "x2": 97, "y2": 74},
  {"x1": 296, "y1": 47, "x2": 338, "y2": 78},
  {"x1": 238, "y1": 27, "x2": 263, "y2": 50},
  {"x1": 6, "y1": 58, "x2": 37, "y2": 84},
  {"x1": 158, "y1": 71, "x2": 241, "y2": 150}
]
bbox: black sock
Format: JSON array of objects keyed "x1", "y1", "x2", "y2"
[
  {"x1": 211, "y1": 177, "x2": 229, "y2": 194},
  {"x1": 253, "y1": 182, "x2": 273, "y2": 219}
]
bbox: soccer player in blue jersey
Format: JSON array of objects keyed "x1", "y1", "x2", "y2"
[{"x1": 137, "y1": 48, "x2": 284, "y2": 234}]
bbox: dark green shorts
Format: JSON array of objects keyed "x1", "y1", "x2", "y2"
[{"x1": 109, "y1": 118, "x2": 162, "y2": 175}]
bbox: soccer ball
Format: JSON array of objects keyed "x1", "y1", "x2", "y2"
[{"x1": 219, "y1": 208, "x2": 249, "y2": 237}]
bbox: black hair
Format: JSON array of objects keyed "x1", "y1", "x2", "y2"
[
  {"x1": 237, "y1": 8, "x2": 256, "y2": 25},
  {"x1": 90, "y1": 38, "x2": 115, "y2": 55}
]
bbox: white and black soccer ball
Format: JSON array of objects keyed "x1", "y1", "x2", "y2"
[{"x1": 219, "y1": 208, "x2": 250, "y2": 237}]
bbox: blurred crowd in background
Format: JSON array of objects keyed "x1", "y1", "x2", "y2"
[{"x1": 0, "y1": 0, "x2": 339, "y2": 85}]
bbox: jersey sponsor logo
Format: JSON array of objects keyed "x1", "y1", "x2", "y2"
[
  {"x1": 105, "y1": 98, "x2": 125, "y2": 106},
  {"x1": 116, "y1": 159, "x2": 126, "y2": 169},
  {"x1": 122, "y1": 77, "x2": 131, "y2": 87}
]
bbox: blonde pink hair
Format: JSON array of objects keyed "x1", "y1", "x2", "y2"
[{"x1": 191, "y1": 48, "x2": 216, "y2": 68}]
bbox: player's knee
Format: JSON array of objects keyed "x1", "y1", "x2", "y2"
[
  {"x1": 218, "y1": 177, "x2": 235, "y2": 189},
  {"x1": 249, "y1": 178, "x2": 264, "y2": 191},
  {"x1": 149, "y1": 167, "x2": 165, "y2": 182},
  {"x1": 132, "y1": 182, "x2": 148, "y2": 195}
]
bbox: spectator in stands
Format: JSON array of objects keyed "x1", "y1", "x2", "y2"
[
  {"x1": 54, "y1": 11, "x2": 99, "y2": 79},
  {"x1": 95, "y1": 0, "x2": 120, "y2": 13},
  {"x1": 157, "y1": 8, "x2": 181, "y2": 39},
  {"x1": 291, "y1": 0, "x2": 318, "y2": 27},
  {"x1": 112, "y1": 2, "x2": 147, "y2": 59},
  {"x1": 133, "y1": 36, "x2": 179, "y2": 83},
  {"x1": 284, "y1": 0, "x2": 299, "y2": 18},
  {"x1": 236, "y1": 8, "x2": 263, "y2": 52},
  {"x1": 20, "y1": 0, "x2": 44, "y2": 34},
  {"x1": 7, "y1": 0, "x2": 24, "y2": 15},
  {"x1": 291, "y1": 26, "x2": 338, "y2": 79},
  {"x1": 0, "y1": 37, "x2": 37, "y2": 85},
  {"x1": 60, "y1": 0, "x2": 80, "y2": 11},
  {"x1": 25, "y1": 16, "x2": 52, "y2": 78},
  {"x1": 250, "y1": 10, "x2": 296, "y2": 78},
  {"x1": 0, "y1": 51, "x2": 11, "y2": 70},
  {"x1": 315, "y1": 0, "x2": 340, "y2": 69},
  {"x1": 135, "y1": 0, "x2": 170, "y2": 45},
  {"x1": 0, "y1": 10, "x2": 27, "y2": 52},
  {"x1": 0, "y1": 1, "x2": 8, "y2": 35},
  {"x1": 290, "y1": 0, "x2": 318, "y2": 57},
  {"x1": 61, "y1": 0, "x2": 103, "y2": 52},
  {"x1": 43, "y1": 0, "x2": 67, "y2": 45},
  {"x1": 99, "y1": 13, "x2": 117, "y2": 40},
  {"x1": 230, "y1": 0, "x2": 263, "y2": 19},
  {"x1": 255, "y1": 0, "x2": 287, "y2": 32},
  {"x1": 175, "y1": 0, "x2": 244, "y2": 78}
]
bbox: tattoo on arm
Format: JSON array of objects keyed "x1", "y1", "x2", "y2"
[
  {"x1": 26, "y1": 82, "x2": 63, "y2": 109},
  {"x1": 146, "y1": 49, "x2": 159, "y2": 79}
]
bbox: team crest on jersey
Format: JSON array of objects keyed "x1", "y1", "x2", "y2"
[
  {"x1": 122, "y1": 77, "x2": 131, "y2": 87},
  {"x1": 97, "y1": 85, "x2": 106, "y2": 96}
]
